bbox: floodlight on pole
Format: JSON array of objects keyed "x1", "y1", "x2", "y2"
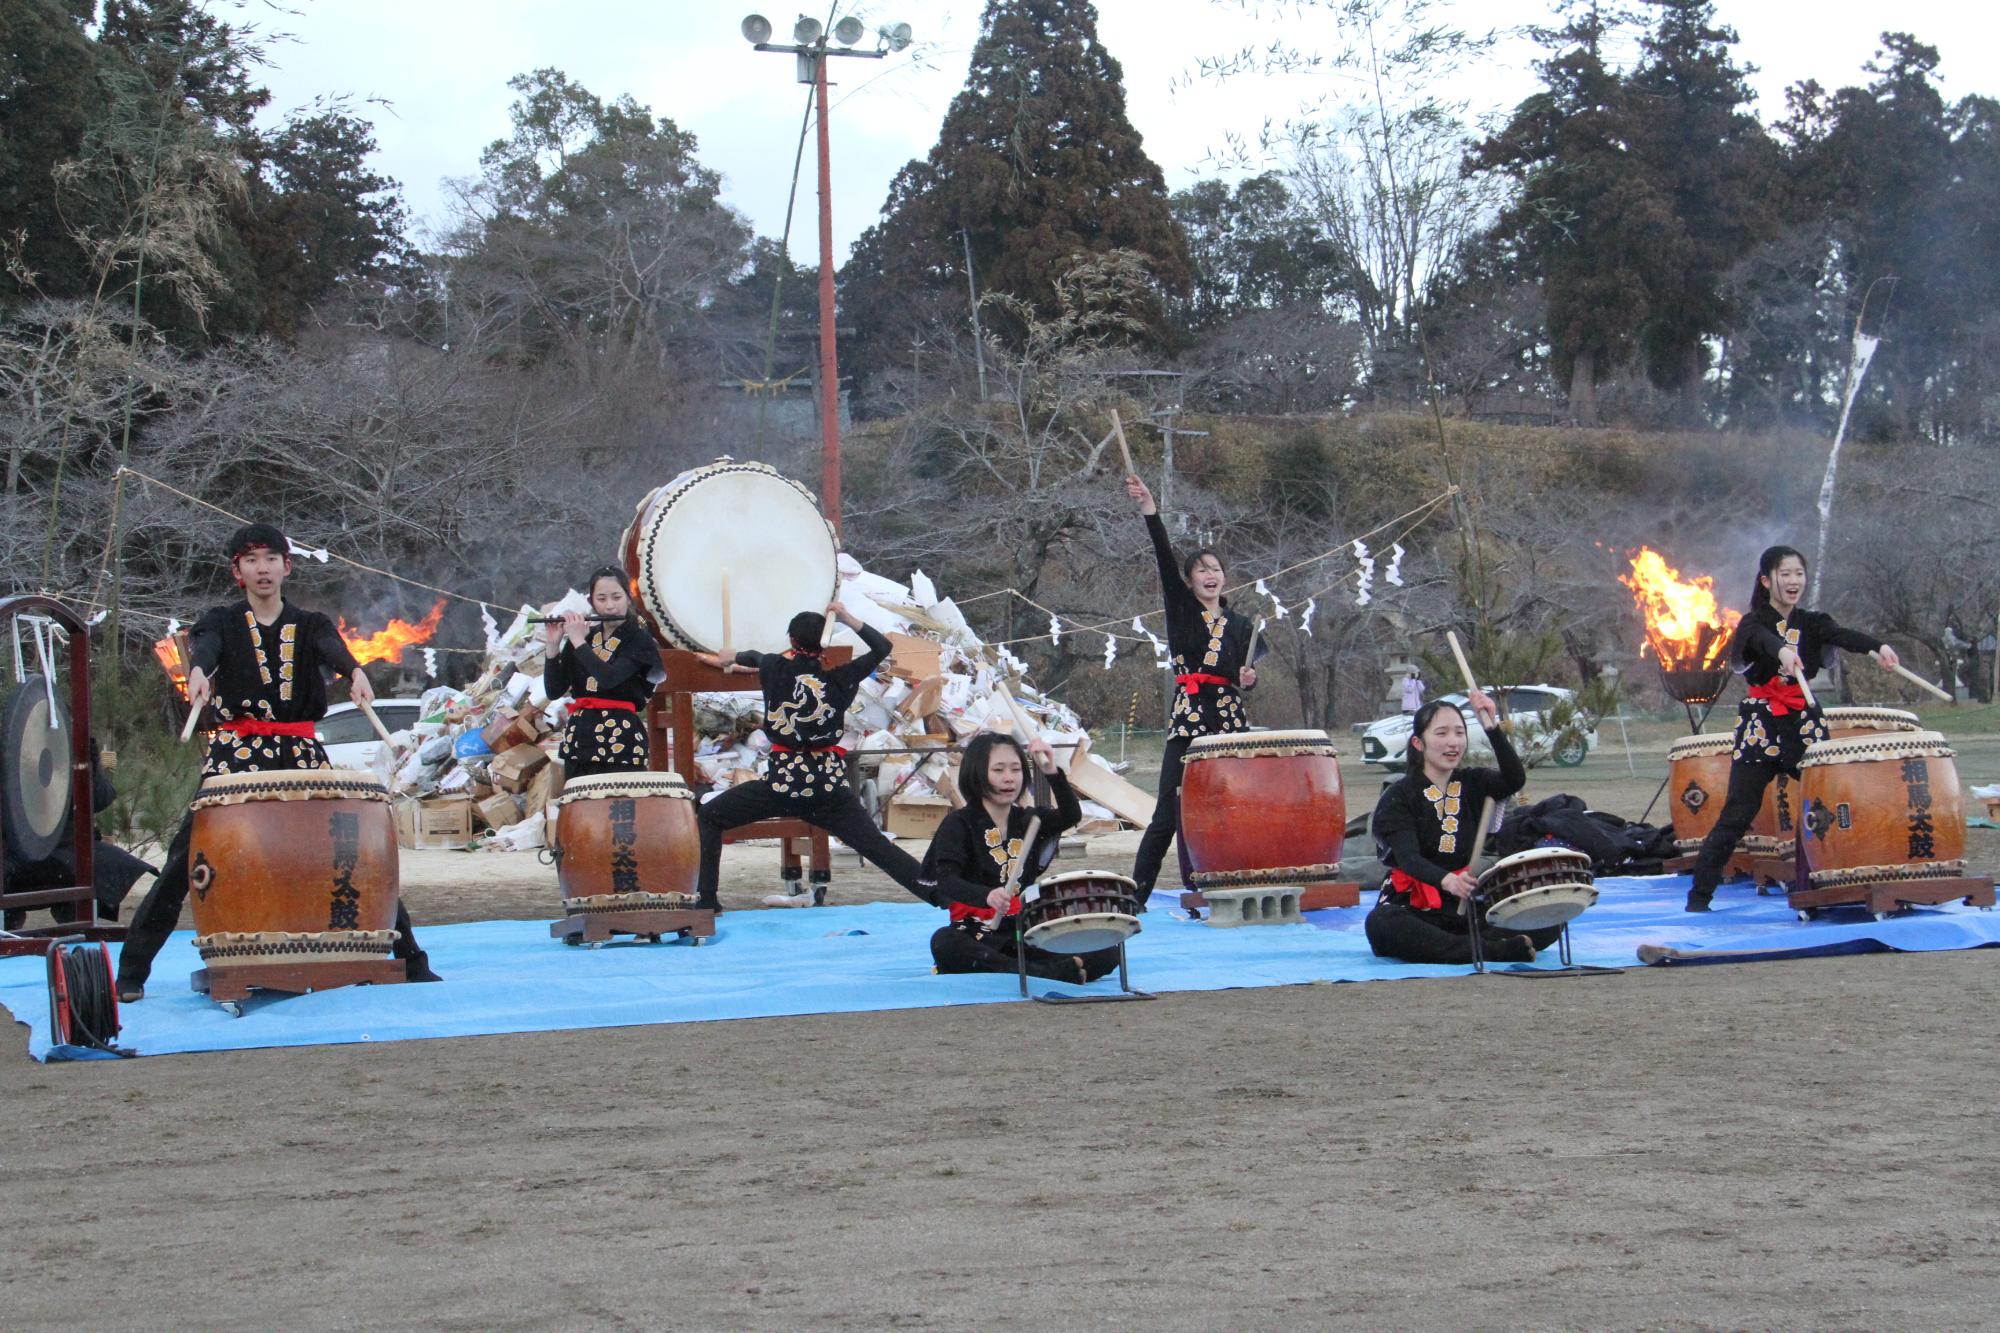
[{"x1": 740, "y1": 10, "x2": 911, "y2": 541}]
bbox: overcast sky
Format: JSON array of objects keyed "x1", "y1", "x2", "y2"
[{"x1": 247, "y1": 1, "x2": 2000, "y2": 264}]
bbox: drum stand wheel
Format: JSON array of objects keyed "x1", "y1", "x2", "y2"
[{"x1": 1015, "y1": 934, "x2": 1154, "y2": 1004}]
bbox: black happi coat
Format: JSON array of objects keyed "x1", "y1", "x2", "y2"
[
  {"x1": 921, "y1": 769, "x2": 1082, "y2": 919},
  {"x1": 1729, "y1": 604, "x2": 1885, "y2": 771},
  {"x1": 189, "y1": 600, "x2": 356, "y2": 775},
  {"x1": 1372, "y1": 727, "x2": 1525, "y2": 921},
  {"x1": 545, "y1": 619, "x2": 663, "y2": 775},
  {"x1": 1145, "y1": 514, "x2": 1253, "y2": 739},
  {"x1": 732, "y1": 621, "x2": 891, "y2": 800}
]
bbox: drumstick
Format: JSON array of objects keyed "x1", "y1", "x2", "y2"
[
  {"x1": 357, "y1": 698, "x2": 397, "y2": 749},
  {"x1": 984, "y1": 813, "x2": 1043, "y2": 934},
  {"x1": 1443, "y1": 630, "x2": 1491, "y2": 921},
  {"x1": 993, "y1": 685, "x2": 1039, "y2": 744},
  {"x1": 1879, "y1": 656, "x2": 1954, "y2": 703},
  {"x1": 1793, "y1": 669, "x2": 1818, "y2": 712},
  {"x1": 1245, "y1": 617, "x2": 1264, "y2": 672},
  {"x1": 719, "y1": 567, "x2": 733, "y2": 660},
  {"x1": 179, "y1": 704, "x2": 203, "y2": 744},
  {"x1": 1110, "y1": 409, "x2": 1136, "y2": 477}
]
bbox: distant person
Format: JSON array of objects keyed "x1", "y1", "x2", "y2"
[
  {"x1": 1122, "y1": 471, "x2": 1256, "y2": 910},
  {"x1": 1683, "y1": 545, "x2": 1901, "y2": 912},
  {"x1": 1366, "y1": 692, "x2": 1560, "y2": 965},
  {"x1": 1401, "y1": 671, "x2": 1425, "y2": 714}
]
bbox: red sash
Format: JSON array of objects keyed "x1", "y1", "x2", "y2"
[
  {"x1": 1389, "y1": 867, "x2": 1444, "y2": 912},
  {"x1": 218, "y1": 719, "x2": 317, "y2": 739},
  {"x1": 1747, "y1": 678, "x2": 1808, "y2": 717},
  {"x1": 1175, "y1": 672, "x2": 1232, "y2": 696},
  {"x1": 572, "y1": 697, "x2": 636, "y2": 712},
  {"x1": 770, "y1": 742, "x2": 848, "y2": 757},
  {"x1": 947, "y1": 896, "x2": 1020, "y2": 925}
]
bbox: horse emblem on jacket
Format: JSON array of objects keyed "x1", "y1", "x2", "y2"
[{"x1": 769, "y1": 674, "x2": 834, "y2": 737}]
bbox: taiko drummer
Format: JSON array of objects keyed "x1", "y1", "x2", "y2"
[
  {"x1": 1366, "y1": 691, "x2": 1560, "y2": 965},
  {"x1": 1684, "y1": 545, "x2": 1901, "y2": 912},
  {"x1": 540, "y1": 566, "x2": 664, "y2": 779},
  {"x1": 922, "y1": 732, "x2": 1117, "y2": 985},
  {"x1": 1122, "y1": 471, "x2": 1257, "y2": 909},
  {"x1": 116, "y1": 524, "x2": 440, "y2": 1001}
]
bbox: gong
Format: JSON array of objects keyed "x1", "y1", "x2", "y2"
[{"x1": 3, "y1": 675, "x2": 74, "y2": 863}]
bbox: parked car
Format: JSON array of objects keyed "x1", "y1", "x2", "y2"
[
  {"x1": 1356, "y1": 685, "x2": 1599, "y2": 770},
  {"x1": 317, "y1": 698, "x2": 426, "y2": 779}
]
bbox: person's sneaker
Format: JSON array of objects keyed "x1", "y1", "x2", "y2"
[
  {"x1": 696, "y1": 897, "x2": 724, "y2": 914},
  {"x1": 761, "y1": 890, "x2": 814, "y2": 908},
  {"x1": 404, "y1": 951, "x2": 442, "y2": 983},
  {"x1": 1685, "y1": 894, "x2": 1714, "y2": 913},
  {"x1": 116, "y1": 980, "x2": 144, "y2": 1003}
]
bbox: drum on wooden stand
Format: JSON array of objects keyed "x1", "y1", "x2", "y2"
[
  {"x1": 621, "y1": 459, "x2": 838, "y2": 653},
  {"x1": 1019, "y1": 870, "x2": 1141, "y2": 955},
  {"x1": 1475, "y1": 847, "x2": 1597, "y2": 932},
  {"x1": 1665, "y1": 734, "x2": 1733, "y2": 853},
  {"x1": 1178, "y1": 730, "x2": 1345, "y2": 890},
  {"x1": 550, "y1": 771, "x2": 712, "y2": 944},
  {"x1": 1798, "y1": 731, "x2": 1965, "y2": 893},
  {"x1": 187, "y1": 769, "x2": 401, "y2": 973},
  {"x1": 1748, "y1": 709, "x2": 1919, "y2": 858},
  {"x1": 1822, "y1": 706, "x2": 1921, "y2": 739}
]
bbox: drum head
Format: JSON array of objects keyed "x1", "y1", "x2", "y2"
[
  {"x1": 1478, "y1": 845, "x2": 1591, "y2": 886},
  {"x1": 3, "y1": 676, "x2": 73, "y2": 863},
  {"x1": 1021, "y1": 912, "x2": 1140, "y2": 955},
  {"x1": 627, "y1": 461, "x2": 838, "y2": 652},
  {"x1": 1484, "y1": 884, "x2": 1597, "y2": 932}
]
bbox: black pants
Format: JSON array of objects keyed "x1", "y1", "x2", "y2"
[
  {"x1": 1688, "y1": 760, "x2": 1785, "y2": 902},
  {"x1": 929, "y1": 920, "x2": 1121, "y2": 983},
  {"x1": 118, "y1": 810, "x2": 425, "y2": 987},
  {"x1": 696, "y1": 779, "x2": 929, "y2": 905},
  {"x1": 1364, "y1": 900, "x2": 1563, "y2": 965},
  {"x1": 1131, "y1": 735, "x2": 1193, "y2": 896}
]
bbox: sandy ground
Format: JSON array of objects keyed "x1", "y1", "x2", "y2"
[{"x1": 4, "y1": 732, "x2": 1999, "y2": 1328}]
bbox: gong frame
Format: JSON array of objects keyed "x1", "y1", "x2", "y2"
[{"x1": 0, "y1": 595, "x2": 121, "y2": 943}]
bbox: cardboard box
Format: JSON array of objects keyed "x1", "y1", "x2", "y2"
[
  {"x1": 885, "y1": 794, "x2": 952, "y2": 841},
  {"x1": 523, "y1": 760, "x2": 563, "y2": 814},
  {"x1": 476, "y1": 792, "x2": 524, "y2": 830},
  {"x1": 885, "y1": 632, "x2": 943, "y2": 684},
  {"x1": 480, "y1": 708, "x2": 542, "y2": 752},
  {"x1": 491, "y1": 742, "x2": 549, "y2": 793},
  {"x1": 396, "y1": 795, "x2": 475, "y2": 850}
]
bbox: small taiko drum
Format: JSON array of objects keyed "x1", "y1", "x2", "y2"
[
  {"x1": 1798, "y1": 731, "x2": 1965, "y2": 892},
  {"x1": 1019, "y1": 870, "x2": 1141, "y2": 955},
  {"x1": 1822, "y1": 706, "x2": 1921, "y2": 739},
  {"x1": 553, "y1": 772, "x2": 700, "y2": 913},
  {"x1": 1665, "y1": 734, "x2": 1734, "y2": 851},
  {"x1": 1475, "y1": 847, "x2": 1598, "y2": 932},
  {"x1": 187, "y1": 769, "x2": 401, "y2": 969},
  {"x1": 1178, "y1": 730, "x2": 1345, "y2": 890},
  {"x1": 621, "y1": 459, "x2": 837, "y2": 652}
]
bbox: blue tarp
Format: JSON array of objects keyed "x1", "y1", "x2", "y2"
[{"x1": 4, "y1": 875, "x2": 1994, "y2": 1060}]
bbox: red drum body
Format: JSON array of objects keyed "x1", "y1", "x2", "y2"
[
  {"x1": 1019, "y1": 871, "x2": 1141, "y2": 955},
  {"x1": 553, "y1": 772, "x2": 700, "y2": 906},
  {"x1": 1798, "y1": 732, "x2": 1965, "y2": 891},
  {"x1": 1178, "y1": 730, "x2": 1345, "y2": 890},
  {"x1": 187, "y1": 769, "x2": 401, "y2": 968},
  {"x1": 621, "y1": 459, "x2": 837, "y2": 653}
]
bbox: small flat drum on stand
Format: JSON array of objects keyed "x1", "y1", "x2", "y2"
[{"x1": 1015, "y1": 870, "x2": 1152, "y2": 1004}]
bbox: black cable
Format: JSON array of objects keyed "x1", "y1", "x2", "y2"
[{"x1": 57, "y1": 944, "x2": 133, "y2": 1057}]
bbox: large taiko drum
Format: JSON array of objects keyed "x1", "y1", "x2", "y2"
[
  {"x1": 1747, "y1": 709, "x2": 1920, "y2": 855},
  {"x1": 1665, "y1": 734, "x2": 1734, "y2": 851},
  {"x1": 1020, "y1": 870, "x2": 1142, "y2": 955},
  {"x1": 1475, "y1": 847, "x2": 1597, "y2": 931},
  {"x1": 553, "y1": 772, "x2": 700, "y2": 911},
  {"x1": 1178, "y1": 730, "x2": 1345, "y2": 890},
  {"x1": 187, "y1": 769, "x2": 401, "y2": 969},
  {"x1": 620, "y1": 459, "x2": 837, "y2": 652},
  {"x1": 1798, "y1": 731, "x2": 1965, "y2": 891}
]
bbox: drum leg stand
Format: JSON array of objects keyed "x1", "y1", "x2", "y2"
[
  {"x1": 193, "y1": 958, "x2": 408, "y2": 1007},
  {"x1": 1788, "y1": 875, "x2": 1996, "y2": 922},
  {"x1": 1017, "y1": 935, "x2": 1154, "y2": 1004},
  {"x1": 553, "y1": 907, "x2": 718, "y2": 947},
  {"x1": 1490, "y1": 923, "x2": 1623, "y2": 979}
]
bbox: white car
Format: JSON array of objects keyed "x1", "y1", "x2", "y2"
[
  {"x1": 317, "y1": 698, "x2": 426, "y2": 779},
  {"x1": 1357, "y1": 685, "x2": 1599, "y2": 770}
]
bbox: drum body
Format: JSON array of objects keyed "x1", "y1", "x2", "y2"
[
  {"x1": 621, "y1": 459, "x2": 837, "y2": 653},
  {"x1": 1475, "y1": 847, "x2": 1597, "y2": 932},
  {"x1": 1665, "y1": 734, "x2": 1734, "y2": 849},
  {"x1": 1822, "y1": 707, "x2": 1920, "y2": 739},
  {"x1": 1178, "y1": 731, "x2": 1345, "y2": 889},
  {"x1": 1745, "y1": 772, "x2": 1800, "y2": 855},
  {"x1": 1019, "y1": 870, "x2": 1141, "y2": 955},
  {"x1": 187, "y1": 770, "x2": 400, "y2": 967},
  {"x1": 553, "y1": 772, "x2": 699, "y2": 903},
  {"x1": 1798, "y1": 731, "x2": 1965, "y2": 890}
]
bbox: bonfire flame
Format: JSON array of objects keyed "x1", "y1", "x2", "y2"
[
  {"x1": 339, "y1": 600, "x2": 446, "y2": 666},
  {"x1": 152, "y1": 631, "x2": 191, "y2": 701},
  {"x1": 1618, "y1": 548, "x2": 1739, "y2": 672}
]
